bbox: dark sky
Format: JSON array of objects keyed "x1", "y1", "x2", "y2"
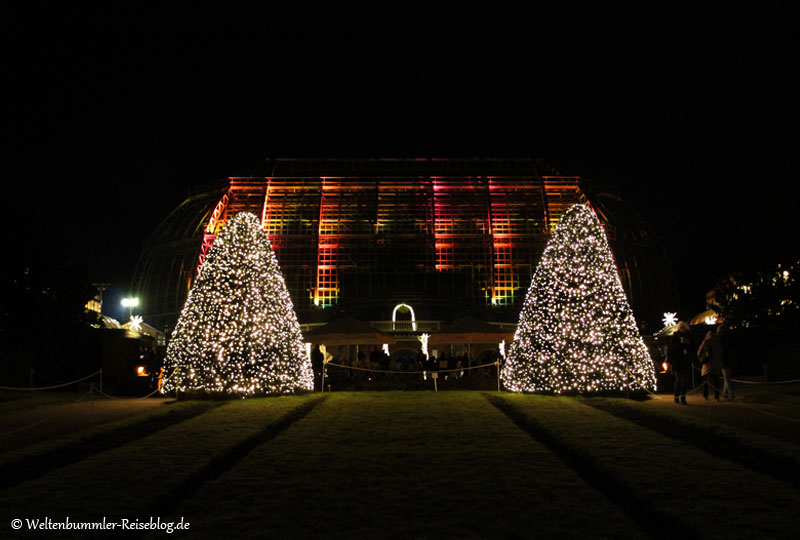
[{"x1": 6, "y1": 7, "x2": 798, "y2": 320}]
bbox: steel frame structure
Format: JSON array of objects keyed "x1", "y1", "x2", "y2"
[{"x1": 133, "y1": 158, "x2": 677, "y2": 329}]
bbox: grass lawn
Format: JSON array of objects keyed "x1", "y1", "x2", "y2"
[
  {"x1": 0, "y1": 395, "x2": 321, "y2": 525},
  {"x1": 642, "y1": 379, "x2": 800, "y2": 446},
  {"x1": 1, "y1": 390, "x2": 798, "y2": 539},
  {"x1": 0, "y1": 400, "x2": 218, "y2": 490},
  {"x1": 494, "y1": 393, "x2": 800, "y2": 539},
  {"x1": 0, "y1": 395, "x2": 181, "y2": 453},
  {"x1": 582, "y1": 396, "x2": 800, "y2": 489},
  {"x1": 178, "y1": 392, "x2": 644, "y2": 539}
]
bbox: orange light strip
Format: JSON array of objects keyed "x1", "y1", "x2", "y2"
[
  {"x1": 314, "y1": 179, "x2": 339, "y2": 307},
  {"x1": 205, "y1": 192, "x2": 229, "y2": 234}
]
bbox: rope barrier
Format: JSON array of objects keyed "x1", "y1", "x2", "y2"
[
  {"x1": 701, "y1": 379, "x2": 800, "y2": 422},
  {"x1": 90, "y1": 387, "x2": 121, "y2": 400},
  {"x1": 730, "y1": 378, "x2": 800, "y2": 385},
  {"x1": 324, "y1": 360, "x2": 499, "y2": 375},
  {"x1": 0, "y1": 370, "x2": 102, "y2": 392},
  {"x1": 92, "y1": 386, "x2": 163, "y2": 401},
  {"x1": 636, "y1": 371, "x2": 800, "y2": 424},
  {"x1": 92, "y1": 368, "x2": 178, "y2": 400},
  {"x1": 623, "y1": 367, "x2": 659, "y2": 397},
  {"x1": 625, "y1": 366, "x2": 709, "y2": 401},
  {"x1": 1, "y1": 367, "x2": 180, "y2": 438},
  {"x1": 732, "y1": 402, "x2": 800, "y2": 423}
]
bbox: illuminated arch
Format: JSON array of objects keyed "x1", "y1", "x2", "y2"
[{"x1": 392, "y1": 303, "x2": 416, "y2": 331}]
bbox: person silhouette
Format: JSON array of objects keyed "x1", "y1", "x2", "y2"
[{"x1": 668, "y1": 321, "x2": 692, "y2": 404}]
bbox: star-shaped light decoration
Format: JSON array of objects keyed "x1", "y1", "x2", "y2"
[
  {"x1": 662, "y1": 312, "x2": 678, "y2": 328},
  {"x1": 129, "y1": 315, "x2": 144, "y2": 332}
]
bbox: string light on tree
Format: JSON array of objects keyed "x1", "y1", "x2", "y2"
[
  {"x1": 161, "y1": 212, "x2": 313, "y2": 396},
  {"x1": 501, "y1": 204, "x2": 656, "y2": 394}
]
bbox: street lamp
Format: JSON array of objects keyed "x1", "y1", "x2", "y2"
[{"x1": 121, "y1": 297, "x2": 139, "y2": 319}]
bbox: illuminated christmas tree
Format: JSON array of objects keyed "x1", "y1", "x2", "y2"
[
  {"x1": 501, "y1": 204, "x2": 656, "y2": 394},
  {"x1": 161, "y1": 212, "x2": 313, "y2": 396}
]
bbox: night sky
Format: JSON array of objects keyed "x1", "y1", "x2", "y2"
[{"x1": 7, "y1": 7, "x2": 798, "y2": 322}]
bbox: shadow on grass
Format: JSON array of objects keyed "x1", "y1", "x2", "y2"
[
  {"x1": 483, "y1": 393, "x2": 694, "y2": 540},
  {"x1": 153, "y1": 396, "x2": 326, "y2": 526},
  {"x1": 0, "y1": 401, "x2": 222, "y2": 491},
  {"x1": 583, "y1": 397, "x2": 800, "y2": 490}
]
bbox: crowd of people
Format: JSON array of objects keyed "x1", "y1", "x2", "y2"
[
  {"x1": 666, "y1": 322, "x2": 735, "y2": 404},
  {"x1": 310, "y1": 345, "x2": 501, "y2": 391},
  {"x1": 311, "y1": 327, "x2": 740, "y2": 398}
]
